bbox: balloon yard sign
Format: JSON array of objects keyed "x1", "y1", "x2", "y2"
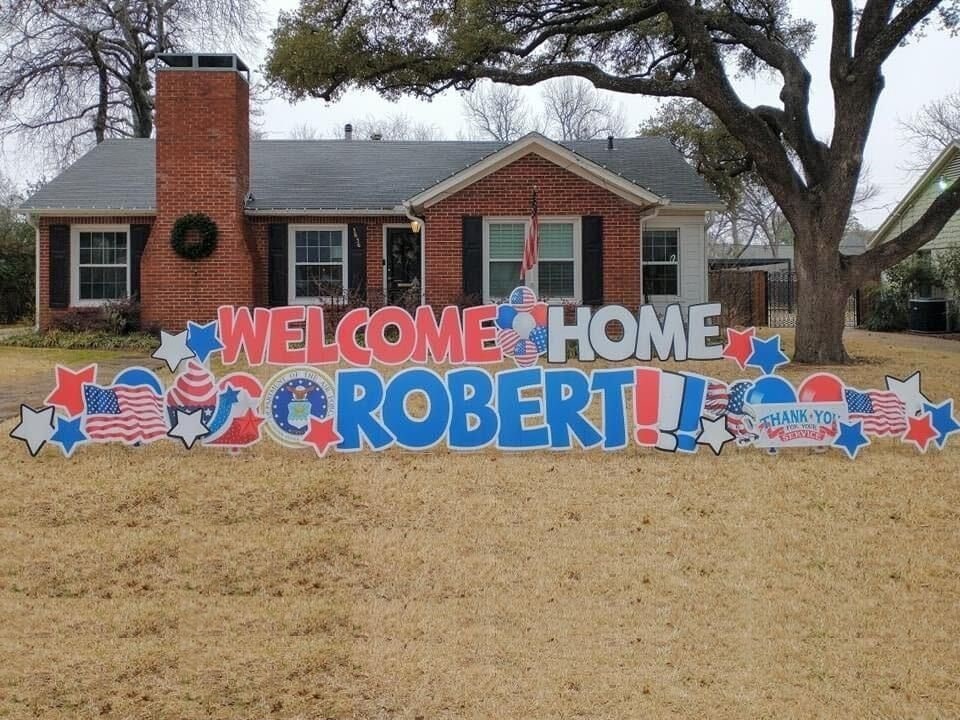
[{"x1": 10, "y1": 288, "x2": 959, "y2": 460}]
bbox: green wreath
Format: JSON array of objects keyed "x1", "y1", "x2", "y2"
[{"x1": 170, "y1": 213, "x2": 218, "y2": 260}]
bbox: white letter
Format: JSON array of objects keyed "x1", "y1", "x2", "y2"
[
  {"x1": 636, "y1": 304, "x2": 687, "y2": 360},
  {"x1": 687, "y1": 303, "x2": 722, "y2": 360},
  {"x1": 588, "y1": 305, "x2": 638, "y2": 362},
  {"x1": 547, "y1": 306, "x2": 594, "y2": 362}
]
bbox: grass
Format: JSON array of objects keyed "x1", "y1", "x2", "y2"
[{"x1": 0, "y1": 329, "x2": 958, "y2": 718}]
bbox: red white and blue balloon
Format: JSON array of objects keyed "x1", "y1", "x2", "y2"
[{"x1": 495, "y1": 286, "x2": 549, "y2": 367}]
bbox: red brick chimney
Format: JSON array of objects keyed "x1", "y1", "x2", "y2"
[{"x1": 141, "y1": 53, "x2": 254, "y2": 330}]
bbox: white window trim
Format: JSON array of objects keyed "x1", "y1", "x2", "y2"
[
  {"x1": 70, "y1": 224, "x2": 131, "y2": 307},
  {"x1": 287, "y1": 224, "x2": 349, "y2": 304},
  {"x1": 642, "y1": 226, "x2": 681, "y2": 299},
  {"x1": 481, "y1": 216, "x2": 582, "y2": 304}
]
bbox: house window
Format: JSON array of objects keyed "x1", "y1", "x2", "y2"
[
  {"x1": 289, "y1": 225, "x2": 347, "y2": 302},
  {"x1": 72, "y1": 226, "x2": 129, "y2": 304},
  {"x1": 483, "y1": 218, "x2": 580, "y2": 302},
  {"x1": 643, "y1": 228, "x2": 680, "y2": 296}
]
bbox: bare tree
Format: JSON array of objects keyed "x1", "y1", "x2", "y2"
[
  {"x1": 351, "y1": 113, "x2": 444, "y2": 141},
  {"x1": 0, "y1": 0, "x2": 262, "y2": 169},
  {"x1": 900, "y1": 88, "x2": 960, "y2": 169},
  {"x1": 288, "y1": 122, "x2": 320, "y2": 139},
  {"x1": 461, "y1": 82, "x2": 533, "y2": 141},
  {"x1": 540, "y1": 78, "x2": 626, "y2": 141}
]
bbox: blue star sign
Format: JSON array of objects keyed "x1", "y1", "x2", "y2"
[
  {"x1": 51, "y1": 415, "x2": 87, "y2": 457},
  {"x1": 834, "y1": 420, "x2": 869, "y2": 459},
  {"x1": 186, "y1": 320, "x2": 224, "y2": 363},
  {"x1": 923, "y1": 400, "x2": 959, "y2": 449},
  {"x1": 746, "y1": 335, "x2": 790, "y2": 375}
]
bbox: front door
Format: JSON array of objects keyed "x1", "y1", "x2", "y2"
[{"x1": 385, "y1": 227, "x2": 422, "y2": 305}]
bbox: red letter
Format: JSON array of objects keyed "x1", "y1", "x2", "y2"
[
  {"x1": 266, "y1": 306, "x2": 306, "y2": 365},
  {"x1": 463, "y1": 305, "x2": 502, "y2": 364},
  {"x1": 305, "y1": 307, "x2": 340, "y2": 365},
  {"x1": 367, "y1": 306, "x2": 417, "y2": 365},
  {"x1": 336, "y1": 307, "x2": 372, "y2": 366},
  {"x1": 412, "y1": 305, "x2": 465, "y2": 364},
  {"x1": 218, "y1": 306, "x2": 271, "y2": 365}
]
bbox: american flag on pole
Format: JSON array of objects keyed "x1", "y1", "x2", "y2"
[
  {"x1": 844, "y1": 388, "x2": 907, "y2": 436},
  {"x1": 83, "y1": 383, "x2": 167, "y2": 444},
  {"x1": 520, "y1": 190, "x2": 538, "y2": 280}
]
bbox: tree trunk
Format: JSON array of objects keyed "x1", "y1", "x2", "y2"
[{"x1": 792, "y1": 229, "x2": 852, "y2": 364}]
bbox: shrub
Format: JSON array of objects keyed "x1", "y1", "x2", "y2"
[
  {"x1": 864, "y1": 283, "x2": 908, "y2": 331},
  {"x1": 935, "y1": 245, "x2": 960, "y2": 299},
  {"x1": 0, "y1": 219, "x2": 34, "y2": 324},
  {"x1": 51, "y1": 296, "x2": 141, "y2": 334},
  {"x1": 1, "y1": 329, "x2": 157, "y2": 352}
]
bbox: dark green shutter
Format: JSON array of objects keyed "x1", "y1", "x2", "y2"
[
  {"x1": 49, "y1": 224, "x2": 70, "y2": 308},
  {"x1": 267, "y1": 223, "x2": 288, "y2": 307},
  {"x1": 582, "y1": 215, "x2": 603, "y2": 306},
  {"x1": 347, "y1": 223, "x2": 367, "y2": 298},
  {"x1": 462, "y1": 216, "x2": 483, "y2": 299},
  {"x1": 129, "y1": 224, "x2": 150, "y2": 300}
]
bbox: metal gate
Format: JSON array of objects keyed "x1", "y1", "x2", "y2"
[{"x1": 766, "y1": 271, "x2": 858, "y2": 328}]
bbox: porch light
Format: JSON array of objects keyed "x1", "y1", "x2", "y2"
[
  {"x1": 938, "y1": 175, "x2": 951, "y2": 192},
  {"x1": 410, "y1": 219, "x2": 422, "y2": 233}
]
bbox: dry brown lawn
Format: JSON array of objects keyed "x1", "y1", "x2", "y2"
[{"x1": 1, "y1": 329, "x2": 958, "y2": 718}]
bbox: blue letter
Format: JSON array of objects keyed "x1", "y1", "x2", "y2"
[
  {"x1": 382, "y1": 368, "x2": 451, "y2": 449},
  {"x1": 544, "y1": 369, "x2": 602, "y2": 449},
  {"x1": 336, "y1": 369, "x2": 393, "y2": 451},
  {"x1": 496, "y1": 367, "x2": 549, "y2": 449},
  {"x1": 448, "y1": 368, "x2": 498, "y2": 449},
  {"x1": 589, "y1": 369, "x2": 633, "y2": 450}
]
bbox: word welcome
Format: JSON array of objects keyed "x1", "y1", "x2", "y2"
[{"x1": 216, "y1": 303, "x2": 724, "y2": 367}]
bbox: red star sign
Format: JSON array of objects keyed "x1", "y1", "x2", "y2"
[
  {"x1": 45, "y1": 364, "x2": 97, "y2": 417},
  {"x1": 722, "y1": 327, "x2": 756, "y2": 370},
  {"x1": 902, "y1": 412, "x2": 938, "y2": 453},
  {"x1": 303, "y1": 417, "x2": 342, "y2": 457},
  {"x1": 236, "y1": 409, "x2": 265, "y2": 440}
]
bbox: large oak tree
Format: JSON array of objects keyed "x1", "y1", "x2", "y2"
[{"x1": 265, "y1": 0, "x2": 960, "y2": 362}]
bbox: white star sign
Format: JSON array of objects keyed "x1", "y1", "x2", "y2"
[
  {"x1": 151, "y1": 330, "x2": 195, "y2": 373},
  {"x1": 696, "y1": 415, "x2": 735, "y2": 456},
  {"x1": 885, "y1": 371, "x2": 931, "y2": 417},
  {"x1": 9, "y1": 405, "x2": 56, "y2": 457},
  {"x1": 167, "y1": 408, "x2": 209, "y2": 450}
]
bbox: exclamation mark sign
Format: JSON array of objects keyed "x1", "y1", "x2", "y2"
[
  {"x1": 676, "y1": 373, "x2": 708, "y2": 453},
  {"x1": 634, "y1": 367, "x2": 660, "y2": 446}
]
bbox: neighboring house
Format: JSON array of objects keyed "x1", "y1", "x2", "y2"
[
  {"x1": 21, "y1": 53, "x2": 722, "y2": 332},
  {"x1": 870, "y1": 140, "x2": 960, "y2": 258}
]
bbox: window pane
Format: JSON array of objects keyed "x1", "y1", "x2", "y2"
[
  {"x1": 317, "y1": 230, "x2": 343, "y2": 263},
  {"x1": 79, "y1": 266, "x2": 126, "y2": 300},
  {"x1": 295, "y1": 265, "x2": 343, "y2": 297},
  {"x1": 643, "y1": 264, "x2": 679, "y2": 295},
  {"x1": 488, "y1": 223, "x2": 524, "y2": 259},
  {"x1": 79, "y1": 233, "x2": 91, "y2": 265},
  {"x1": 539, "y1": 223, "x2": 573, "y2": 259},
  {"x1": 296, "y1": 231, "x2": 318, "y2": 263},
  {"x1": 643, "y1": 229, "x2": 679, "y2": 263},
  {"x1": 489, "y1": 261, "x2": 521, "y2": 298},
  {"x1": 539, "y1": 260, "x2": 574, "y2": 297}
]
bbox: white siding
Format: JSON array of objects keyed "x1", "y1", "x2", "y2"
[
  {"x1": 642, "y1": 215, "x2": 707, "y2": 313},
  {"x1": 876, "y1": 152, "x2": 960, "y2": 254}
]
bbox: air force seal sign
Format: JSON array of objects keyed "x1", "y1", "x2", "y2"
[{"x1": 262, "y1": 368, "x2": 335, "y2": 448}]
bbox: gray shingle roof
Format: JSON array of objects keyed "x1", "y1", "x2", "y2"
[{"x1": 21, "y1": 135, "x2": 720, "y2": 211}]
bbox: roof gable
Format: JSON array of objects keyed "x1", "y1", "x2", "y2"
[{"x1": 406, "y1": 133, "x2": 666, "y2": 210}]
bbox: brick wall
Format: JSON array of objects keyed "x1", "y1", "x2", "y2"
[
  {"x1": 36, "y1": 215, "x2": 155, "y2": 331},
  {"x1": 141, "y1": 67, "x2": 254, "y2": 330},
  {"x1": 422, "y1": 152, "x2": 643, "y2": 308}
]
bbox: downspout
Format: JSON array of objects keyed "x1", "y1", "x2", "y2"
[
  {"x1": 26, "y1": 213, "x2": 39, "y2": 332},
  {"x1": 402, "y1": 202, "x2": 427, "y2": 306}
]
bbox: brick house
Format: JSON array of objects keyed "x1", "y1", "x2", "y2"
[{"x1": 21, "y1": 53, "x2": 723, "y2": 332}]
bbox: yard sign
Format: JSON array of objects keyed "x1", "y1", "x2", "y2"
[{"x1": 11, "y1": 288, "x2": 958, "y2": 460}]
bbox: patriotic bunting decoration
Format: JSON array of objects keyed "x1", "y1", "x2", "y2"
[{"x1": 10, "y1": 298, "x2": 957, "y2": 461}]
